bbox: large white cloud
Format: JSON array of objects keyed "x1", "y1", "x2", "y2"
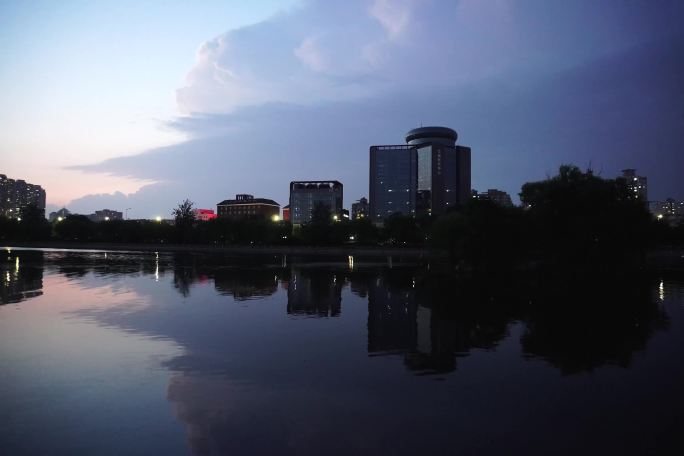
[
  {"x1": 175, "y1": 0, "x2": 683, "y2": 115},
  {"x1": 69, "y1": 0, "x2": 684, "y2": 217}
]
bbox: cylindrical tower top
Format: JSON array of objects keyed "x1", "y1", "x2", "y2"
[{"x1": 405, "y1": 126, "x2": 457, "y2": 146}]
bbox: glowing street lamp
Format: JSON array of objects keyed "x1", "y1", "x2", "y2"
[
  {"x1": 272, "y1": 214, "x2": 281, "y2": 222},
  {"x1": 57, "y1": 216, "x2": 63, "y2": 222},
  {"x1": 155, "y1": 216, "x2": 162, "y2": 222},
  {"x1": 104, "y1": 216, "x2": 110, "y2": 221},
  {"x1": 332, "y1": 215, "x2": 339, "y2": 222}
]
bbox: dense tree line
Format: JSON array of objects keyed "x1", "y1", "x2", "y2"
[{"x1": 1, "y1": 166, "x2": 683, "y2": 269}]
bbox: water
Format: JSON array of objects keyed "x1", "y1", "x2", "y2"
[{"x1": 1, "y1": 248, "x2": 683, "y2": 455}]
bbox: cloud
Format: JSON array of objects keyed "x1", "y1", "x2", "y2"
[{"x1": 70, "y1": 0, "x2": 684, "y2": 216}]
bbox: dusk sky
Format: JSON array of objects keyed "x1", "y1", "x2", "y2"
[{"x1": 2, "y1": 0, "x2": 683, "y2": 219}]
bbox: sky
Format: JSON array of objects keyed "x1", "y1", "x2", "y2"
[{"x1": 2, "y1": 0, "x2": 683, "y2": 219}]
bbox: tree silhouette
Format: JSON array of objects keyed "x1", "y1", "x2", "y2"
[{"x1": 173, "y1": 199, "x2": 196, "y2": 243}]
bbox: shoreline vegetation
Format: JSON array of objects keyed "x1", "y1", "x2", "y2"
[{"x1": 2, "y1": 166, "x2": 684, "y2": 273}]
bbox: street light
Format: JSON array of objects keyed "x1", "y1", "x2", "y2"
[
  {"x1": 57, "y1": 216, "x2": 63, "y2": 222},
  {"x1": 155, "y1": 216, "x2": 162, "y2": 222},
  {"x1": 272, "y1": 214, "x2": 281, "y2": 222},
  {"x1": 104, "y1": 216, "x2": 110, "y2": 221}
]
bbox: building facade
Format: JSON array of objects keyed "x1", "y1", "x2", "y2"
[
  {"x1": 282, "y1": 205, "x2": 291, "y2": 222},
  {"x1": 472, "y1": 189, "x2": 514, "y2": 207},
  {"x1": 369, "y1": 127, "x2": 471, "y2": 224},
  {"x1": 193, "y1": 209, "x2": 217, "y2": 221},
  {"x1": 650, "y1": 198, "x2": 684, "y2": 224},
  {"x1": 0, "y1": 174, "x2": 46, "y2": 218},
  {"x1": 621, "y1": 169, "x2": 648, "y2": 202},
  {"x1": 88, "y1": 209, "x2": 123, "y2": 222},
  {"x1": 49, "y1": 208, "x2": 71, "y2": 222},
  {"x1": 289, "y1": 181, "x2": 343, "y2": 225},
  {"x1": 351, "y1": 197, "x2": 369, "y2": 220},
  {"x1": 217, "y1": 194, "x2": 280, "y2": 220}
]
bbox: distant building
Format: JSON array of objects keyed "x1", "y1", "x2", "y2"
[
  {"x1": 88, "y1": 209, "x2": 123, "y2": 222},
  {"x1": 351, "y1": 197, "x2": 369, "y2": 220},
  {"x1": 49, "y1": 207, "x2": 71, "y2": 222},
  {"x1": 193, "y1": 208, "x2": 217, "y2": 222},
  {"x1": 0, "y1": 174, "x2": 46, "y2": 219},
  {"x1": 217, "y1": 194, "x2": 280, "y2": 220},
  {"x1": 650, "y1": 198, "x2": 684, "y2": 224},
  {"x1": 282, "y1": 204, "x2": 291, "y2": 222},
  {"x1": 370, "y1": 126, "x2": 471, "y2": 224},
  {"x1": 289, "y1": 181, "x2": 343, "y2": 225},
  {"x1": 472, "y1": 189, "x2": 513, "y2": 207},
  {"x1": 621, "y1": 169, "x2": 647, "y2": 202}
]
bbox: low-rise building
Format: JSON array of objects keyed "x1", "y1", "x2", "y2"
[
  {"x1": 650, "y1": 198, "x2": 684, "y2": 224},
  {"x1": 88, "y1": 209, "x2": 123, "y2": 222},
  {"x1": 49, "y1": 208, "x2": 71, "y2": 222},
  {"x1": 193, "y1": 208, "x2": 217, "y2": 221},
  {"x1": 472, "y1": 189, "x2": 514, "y2": 207},
  {"x1": 351, "y1": 197, "x2": 369, "y2": 220},
  {"x1": 217, "y1": 194, "x2": 280, "y2": 220}
]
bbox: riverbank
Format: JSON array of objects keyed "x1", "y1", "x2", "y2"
[{"x1": 1, "y1": 241, "x2": 440, "y2": 259}]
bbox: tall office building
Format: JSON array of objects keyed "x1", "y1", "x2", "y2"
[
  {"x1": 0, "y1": 174, "x2": 46, "y2": 218},
  {"x1": 621, "y1": 169, "x2": 648, "y2": 202},
  {"x1": 370, "y1": 127, "x2": 471, "y2": 224},
  {"x1": 289, "y1": 181, "x2": 343, "y2": 225}
]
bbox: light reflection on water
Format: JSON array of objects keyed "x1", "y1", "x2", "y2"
[{"x1": 1, "y1": 249, "x2": 684, "y2": 455}]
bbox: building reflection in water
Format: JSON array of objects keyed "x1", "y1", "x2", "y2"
[
  {"x1": 4, "y1": 250, "x2": 674, "y2": 455},
  {"x1": 214, "y1": 267, "x2": 279, "y2": 300},
  {"x1": 1, "y1": 249, "x2": 44, "y2": 304},
  {"x1": 285, "y1": 266, "x2": 342, "y2": 317},
  {"x1": 364, "y1": 270, "x2": 501, "y2": 376}
]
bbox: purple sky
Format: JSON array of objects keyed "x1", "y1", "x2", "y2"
[{"x1": 4, "y1": 1, "x2": 684, "y2": 218}]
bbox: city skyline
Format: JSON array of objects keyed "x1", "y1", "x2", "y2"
[{"x1": 2, "y1": 1, "x2": 684, "y2": 219}]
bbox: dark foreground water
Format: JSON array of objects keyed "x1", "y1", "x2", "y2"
[{"x1": 2, "y1": 248, "x2": 683, "y2": 455}]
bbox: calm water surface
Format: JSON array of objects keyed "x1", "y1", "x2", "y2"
[{"x1": 1, "y1": 248, "x2": 683, "y2": 455}]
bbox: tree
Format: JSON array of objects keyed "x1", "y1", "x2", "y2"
[
  {"x1": 382, "y1": 213, "x2": 423, "y2": 246},
  {"x1": 53, "y1": 215, "x2": 95, "y2": 241},
  {"x1": 173, "y1": 199, "x2": 196, "y2": 243},
  {"x1": 173, "y1": 199, "x2": 195, "y2": 224},
  {"x1": 17, "y1": 203, "x2": 50, "y2": 240},
  {"x1": 300, "y1": 202, "x2": 333, "y2": 245},
  {"x1": 520, "y1": 164, "x2": 651, "y2": 266}
]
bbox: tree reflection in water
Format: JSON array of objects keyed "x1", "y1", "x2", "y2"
[
  {"x1": 2, "y1": 249, "x2": 680, "y2": 455},
  {"x1": 0, "y1": 249, "x2": 44, "y2": 304}
]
